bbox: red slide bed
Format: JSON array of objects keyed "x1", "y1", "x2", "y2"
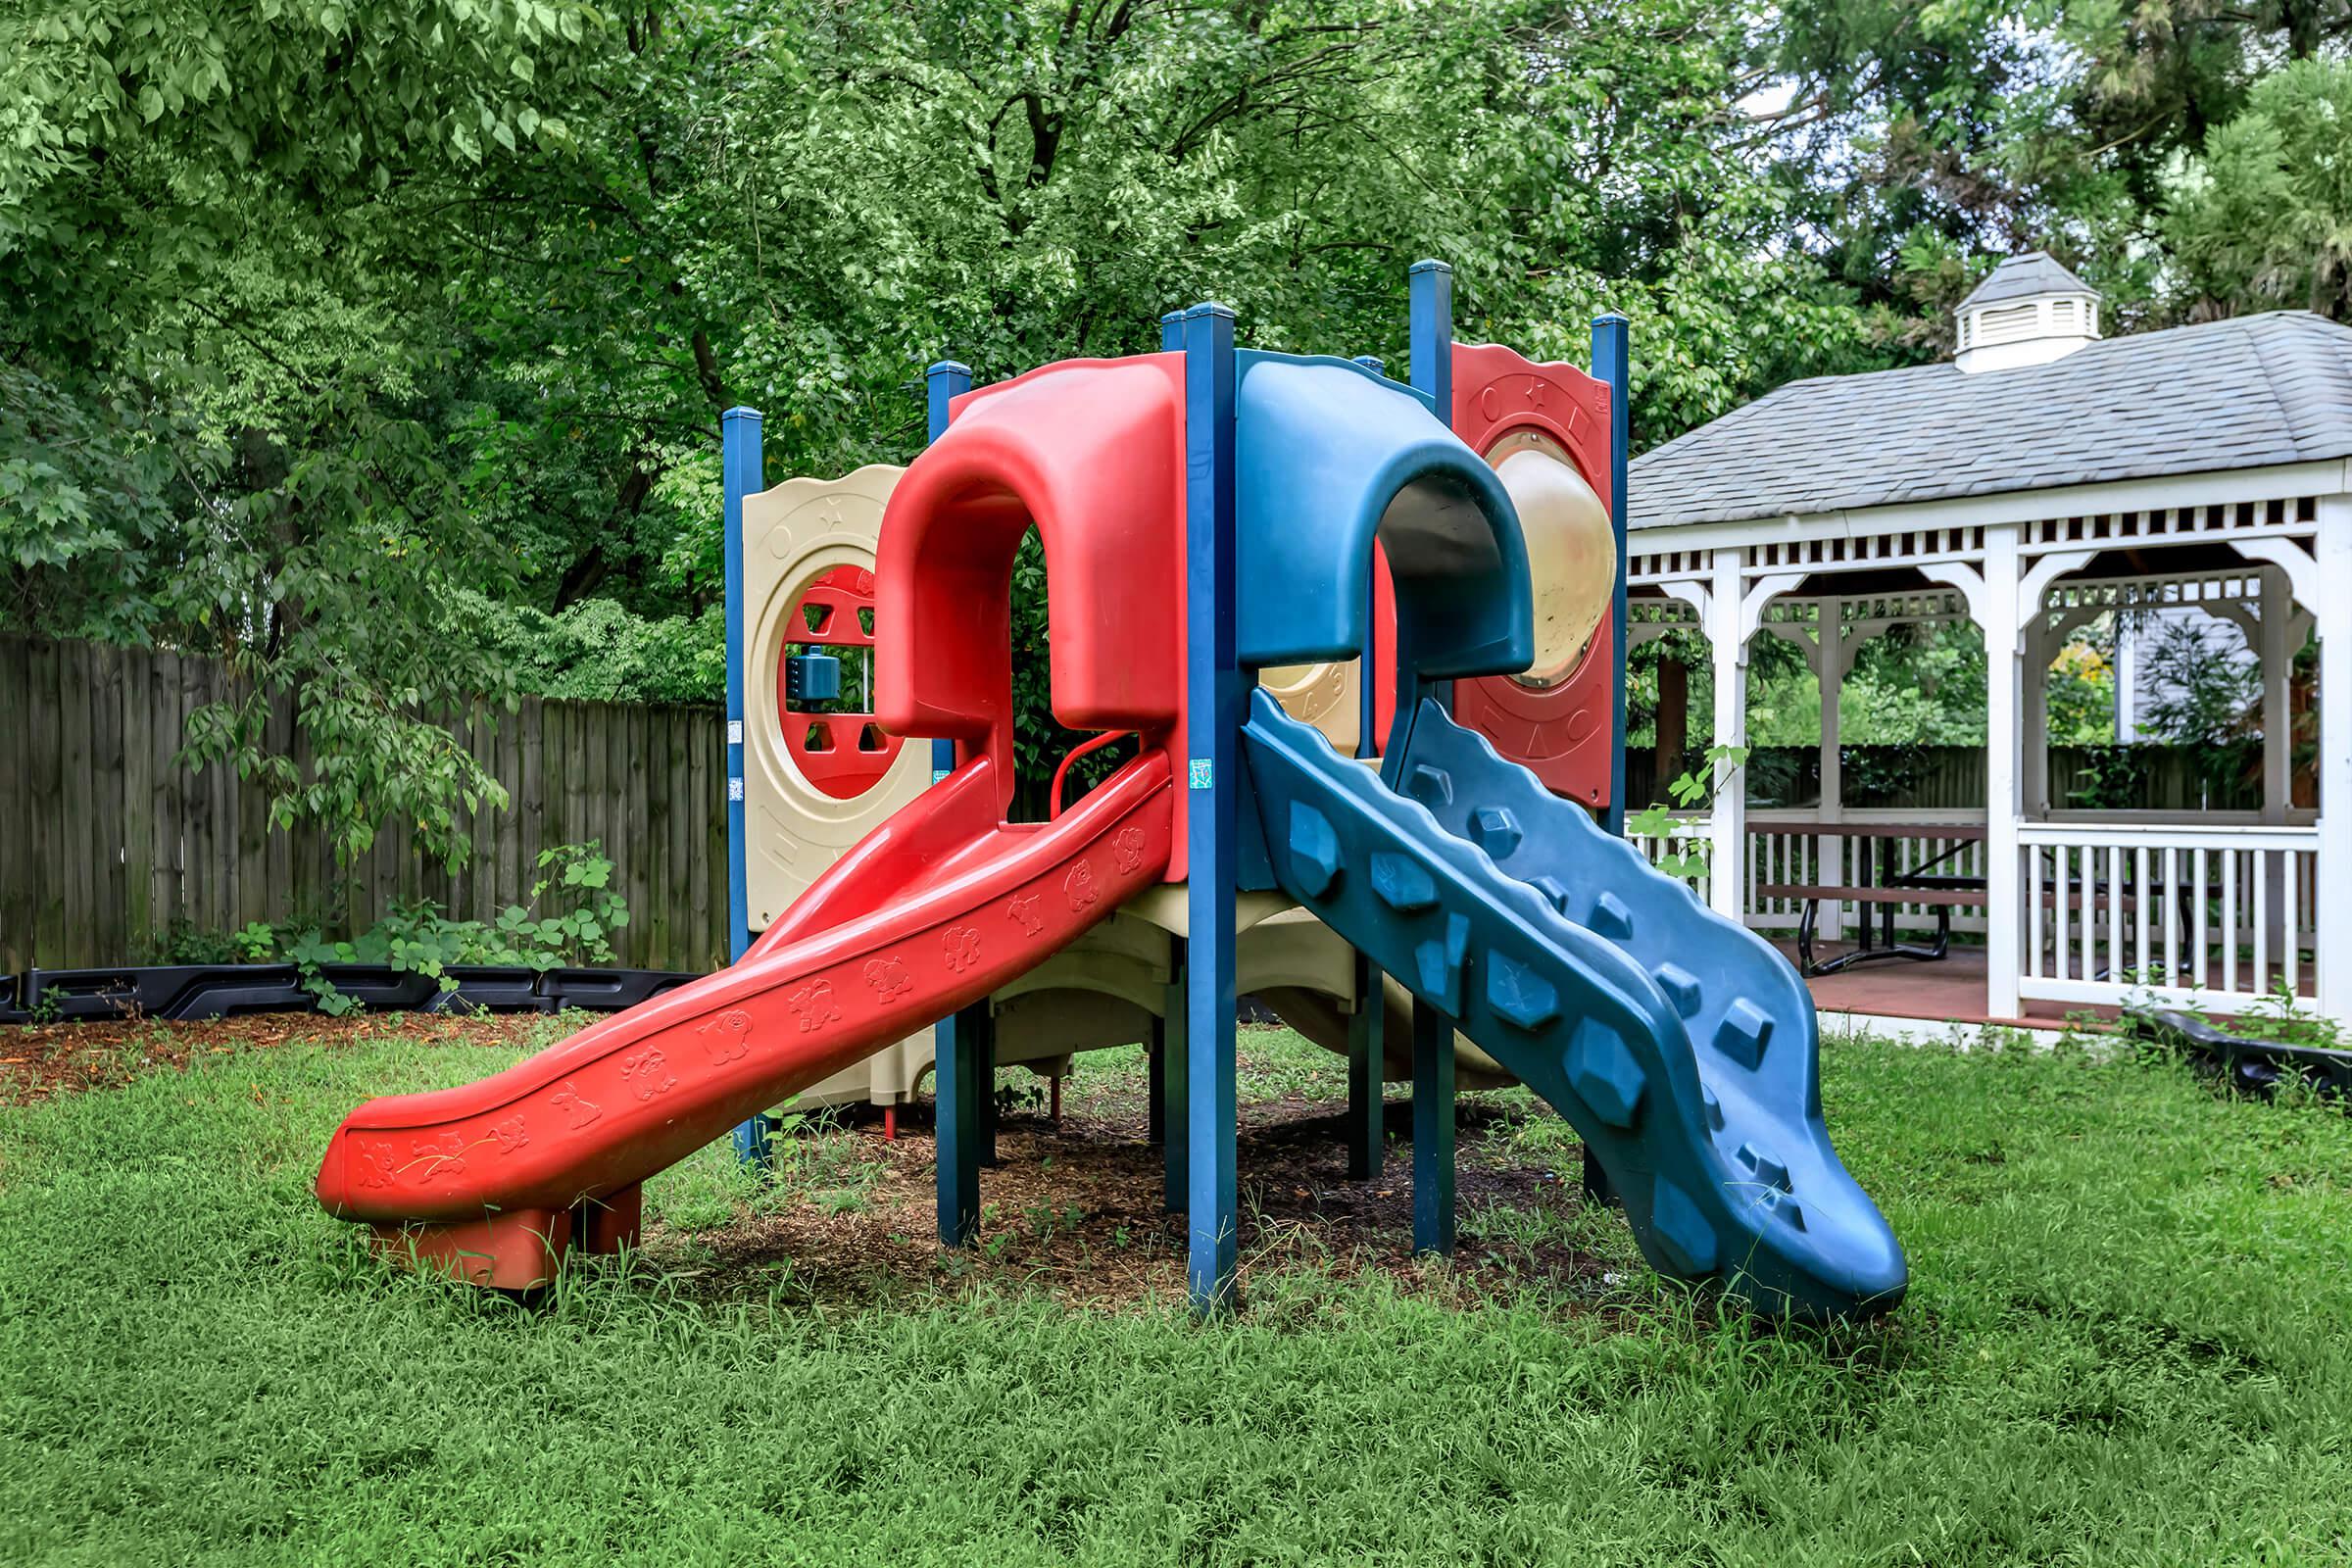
[{"x1": 316, "y1": 750, "x2": 1173, "y2": 1289}]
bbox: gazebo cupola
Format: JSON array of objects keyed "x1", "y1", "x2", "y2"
[{"x1": 1954, "y1": 251, "x2": 2102, "y2": 374}]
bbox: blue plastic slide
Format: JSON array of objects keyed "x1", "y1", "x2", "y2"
[{"x1": 1241, "y1": 688, "x2": 1907, "y2": 1318}]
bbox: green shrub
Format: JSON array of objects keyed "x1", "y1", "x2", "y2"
[{"x1": 220, "y1": 841, "x2": 632, "y2": 1014}]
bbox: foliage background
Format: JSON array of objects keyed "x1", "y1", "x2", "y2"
[{"x1": 4, "y1": 0, "x2": 2343, "y2": 869}]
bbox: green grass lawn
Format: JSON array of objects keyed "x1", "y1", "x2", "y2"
[{"x1": 2, "y1": 1018, "x2": 2347, "y2": 1566}]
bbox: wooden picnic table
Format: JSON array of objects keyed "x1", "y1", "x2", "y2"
[
  {"x1": 1746, "y1": 820, "x2": 2198, "y2": 979},
  {"x1": 1746, "y1": 820, "x2": 1987, "y2": 974}
]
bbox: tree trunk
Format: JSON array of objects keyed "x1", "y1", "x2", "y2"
[{"x1": 1654, "y1": 656, "x2": 1687, "y2": 800}]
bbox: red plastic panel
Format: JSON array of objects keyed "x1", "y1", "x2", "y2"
[
  {"x1": 1371, "y1": 543, "x2": 1397, "y2": 752},
  {"x1": 779, "y1": 565, "x2": 905, "y2": 802},
  {"x1": 876, "y1": 354, "x2": 1190, "y2": 875},
  {"x1": 1447, "y1": 341, "x2": 1617, "y2": 808}
]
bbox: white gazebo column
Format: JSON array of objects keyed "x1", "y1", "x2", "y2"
[
  {"x1": 2113, "y1": 616, "x2": 2136, "y2": 740},
  {"x1": 2261, "y1": 566, "x2": 2290, "y2": 824},
  {"x1": 2317, "y1": 502, "x2": 2352, "y2": 1023},
  {"x1": 1983, "y1": 525, "x2": 2025, "y2": 1020},
  {"x1": 2021, "y1": 612, "x2": 2050, "y2": 816},
  {"x1": 1817, "y1": 597, "x2": 1842, "y2": 820},
  {"x1": 1817, "y1": 597, "x2": 1843, "y2": 941},
  {"x1": 1707, "y1": 549, "x2": 1747, "y2": 922}
]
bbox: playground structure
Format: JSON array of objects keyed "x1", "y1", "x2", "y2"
[
  {"x1": 315, "y1": 263, "x2": 1908, "y2": 1319},
  {"x1": 732, "y1": 326, "x2": 1628, "y2": 1131}
]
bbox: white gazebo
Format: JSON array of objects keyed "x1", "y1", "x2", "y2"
[{"x1": 1626, "y1": 254, "x2": 2352, "y2": 1030}]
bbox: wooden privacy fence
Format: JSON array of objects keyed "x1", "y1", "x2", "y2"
[
  {"x1": 0, "y1": 636, "x2": 728, "y2": 974},
  {"x1": 1631, "y1": 743, "x2": 2258, "y2": 812}
]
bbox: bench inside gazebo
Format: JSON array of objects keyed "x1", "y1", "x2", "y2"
[{"x1": 1623, "y1": 253, "x2": 2352, "y2": 1035}]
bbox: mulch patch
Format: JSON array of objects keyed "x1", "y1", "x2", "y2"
[
  {"x1": 0, "y1": 1011, "x2": 553, "y2": 1106},
  {"x1": 5, "y1": 1012, "x2": 1628, "y2": 1312},
  {"x1": 648, "y1": 1091, "x2": 1621, "y2": 1315}
]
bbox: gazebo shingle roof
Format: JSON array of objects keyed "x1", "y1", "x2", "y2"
[
  {"x1": 1627, "y1": 310, "x2": 2352, "y2": 530},
  {"x1": 1958, "y1": 250, "x2": 2097, "y2": 308}
]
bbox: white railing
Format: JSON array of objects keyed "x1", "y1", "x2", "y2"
[
  {"x1": 2018, "y1": 823, "x2": 2319, "y2": 1009},
  {"x1": 1633, "y1": 815, "x2": 1985, "y2": 940},
  {"x1": 1742, "y1": 812, "x2": 1989, "y2": 941},
  {"x1": 1631, "y1": 823, "x2": 1711, "y2": 908}
]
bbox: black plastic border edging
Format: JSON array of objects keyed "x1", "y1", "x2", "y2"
[
  {"x1": 2129, "y1": 1006, "x2": 2352, "y2": 1102},
  {"x1": 0, "y1": 963, "x2": 701, "y2": 1027}
]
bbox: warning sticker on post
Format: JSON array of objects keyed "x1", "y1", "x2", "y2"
[{"x1": 1188, "y1": 759, "x2": 1213, "y2": 790}]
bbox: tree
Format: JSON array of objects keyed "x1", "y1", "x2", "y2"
[
  {"x1": 1760, "y1": 0, "x2": 2352, "y2": 344},
  {"x1": 1, "y1": 0, "x2": 606, "y2": 866},
  {"x1": 2165, "y1": 57, "x2": 2352, "y2": 320},
  {"x1": 7, "y1": 0, "x2": 1891, "y2": 864}
]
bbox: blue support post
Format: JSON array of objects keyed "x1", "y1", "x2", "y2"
[
  {"x1": 1407, "y1": 261, "x2": 1453, "y2": 423},
  {"x1": 1160, "y1": 935, "x2": 1189, "y2": 1212},
  {"x1": 1348, "y1": 353, "x2": 1388, "y2": 1180},
  {"x1": 1592, "y1": 313, "x2": 1632, "y2": 836},
  {"x1": 1411, "y1": 998, "x2": 1455, "y2": 1255},
  {"x1": 1406, "y1": 259, "x2": 1456, "y2": 724},
  {"x1": 1404, "y1": 261, "x2": 1459, "y2": 1231},
  {"x1": 722, "y1": 407, "x2": 770, "y2": 1170},
  {"x1": 1160, "y1": 310, "x2": 1184, "y2": 353},
  {"x1": 1181, "y1": 302, "x2": 1241, "y2": 1313},
  {"x1": 1578, "y1": 315, "x2": 1630, "y2": 1211},
  {"x1": 1142, "y1": 413, "x2": 1183, "y2": 1197},
  {"x1": 925, "y1": 360, "x2": 984, "y2": 1246}
]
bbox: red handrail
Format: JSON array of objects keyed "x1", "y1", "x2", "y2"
[{"x1": 1050, "y1": 730, "x2": 1137, "y2": 819}]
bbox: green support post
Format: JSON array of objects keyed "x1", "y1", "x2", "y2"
[
  {"x1": 977, "y1": 1006, "x2": 1000, "y2": 1167},
  {"x1": 1147, "y1": 1023, "x2": 1165, "y2": 1145},
  {"x1": 1348, "y1": 955, "x2": 1384, "y2": 1180},
  {"x1": 936, "y1": 1000, "x2": 987, "y2": 1245},
  {"x1": 1161, "y1": 936, "x2": 1190, "y2": 1212},
  {"x1": 1411, "y1": 997, "x2": 1455, "y2": 1256}
]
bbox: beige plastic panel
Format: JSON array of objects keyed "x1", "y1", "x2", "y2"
[
  {"x1": 800, "y1": 903, "x2": 1473, "y2": 1106},
  {"x1": 804, "y1": 899, "x2": 1517, "y2": 1107},
  {"x1": 743, "y1": 465, "x2": 936, "y2": 1108},
  {"x1": 1487, "y1": 431, "x2": 1613, "y2": 688},
  {"x1": 742, "y1": 465, "x2": 928, "y2": 926},
  {"x1": 1259, "y1": 659, "x2": 1362, "y2": 753}
]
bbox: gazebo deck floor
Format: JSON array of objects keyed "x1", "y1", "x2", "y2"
[
  {"x1": 1775, "y1": 938, "x2": 2316, "y2": 1031},
  {"x1": 1775, "y1": 941, "x2": 2107, "y2": 1031},
  {"x1": 1779, "y1": 940, "x2": 1995, "y2": 1027}
]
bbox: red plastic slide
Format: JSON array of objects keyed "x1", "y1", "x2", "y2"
[{"x1": 316, "y1": 749, "x2": 1173, "y2": 1288}]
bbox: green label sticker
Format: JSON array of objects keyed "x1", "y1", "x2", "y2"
[{"x1": 1189, "y1": 759, "x2": 1213, "y2": 790}]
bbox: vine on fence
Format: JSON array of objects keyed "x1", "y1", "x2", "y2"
[
  {"x1": 1628, "y1": 743, "x2": 1748, "y2": 884},
  {"x1": 220, "y1": 842, "x2": 632, "y2": 1014}
]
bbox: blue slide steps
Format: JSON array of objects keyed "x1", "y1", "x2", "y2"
[{"x1": 1240, "y1": 689, "x2": 1906, "y2": 1318}]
